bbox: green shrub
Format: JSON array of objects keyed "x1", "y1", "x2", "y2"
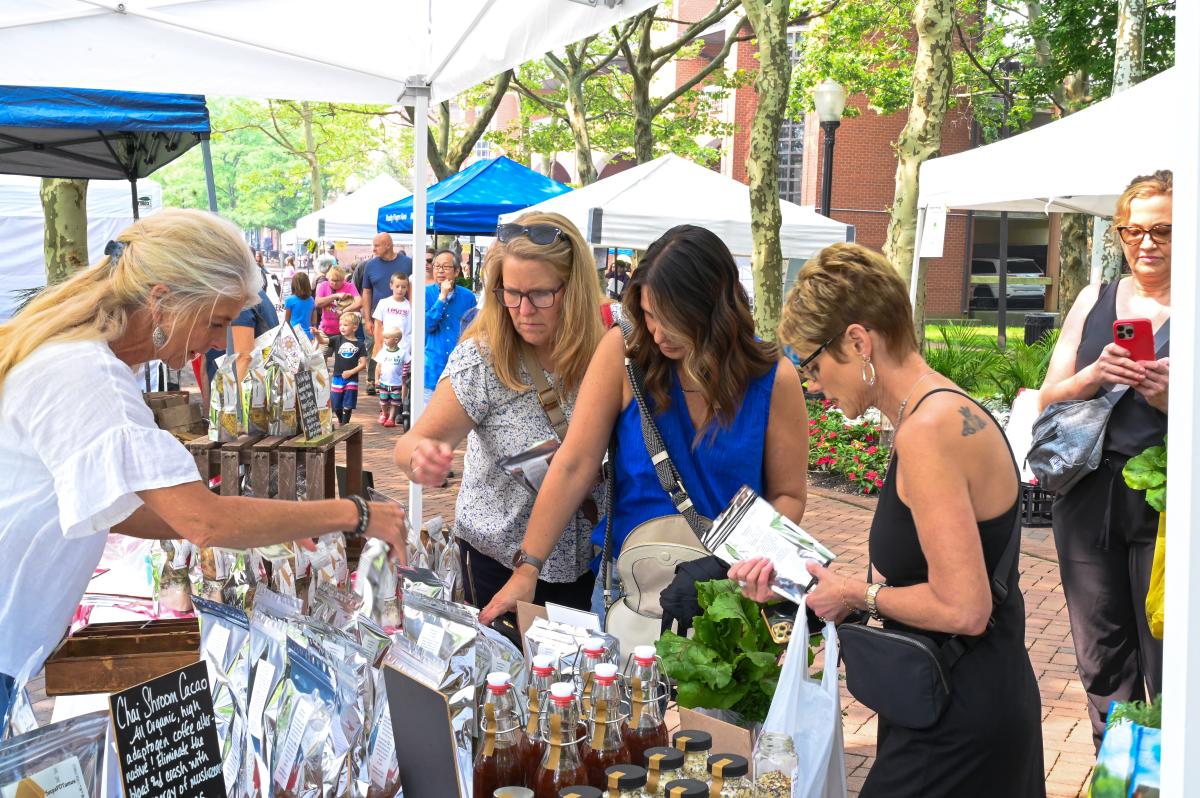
[
  {"x1": 808, "y1": 399, "x2": 890, "y2": 494},
  {"x1": 923, "y1": 323, "x2": 1004, "y2": 394}
]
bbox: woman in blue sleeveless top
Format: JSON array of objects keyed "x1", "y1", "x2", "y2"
[{"x1": 478, "y1": 224, "x2": 808, "y2": 626}]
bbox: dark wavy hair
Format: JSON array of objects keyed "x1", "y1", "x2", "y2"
[{"x1": 624, "y1": 225, "x2": 777, "y2": 440}]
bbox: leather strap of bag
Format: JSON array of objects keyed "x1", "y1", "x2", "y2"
[
  {"x1": 623, "y1": 354, "x2": 712, "y2": 540},
  {"x1": 523, "y1": 348, "x2": 569, "y2": 442}
]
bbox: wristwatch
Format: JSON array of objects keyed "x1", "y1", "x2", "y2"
[
  {"x1": 511, "y1": 548, "x2": 544, "y2": 574},
  {"x1": 865, "y1": 582, "x2": 887, "y2": 622}
]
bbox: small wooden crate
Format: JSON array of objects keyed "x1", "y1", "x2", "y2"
[
  {"x1": 185, "y1": 424, "x2": 363, "y2": 500},
  {"x1": 44, "y1": 619, "x2": 200, "y2": 696}
]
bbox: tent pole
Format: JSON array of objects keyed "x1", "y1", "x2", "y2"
[
  {"x1": 408, "y1": 81, "x2": 430, "y2": 529},
  {"x1": 998, "y1": 211, "x2": 1009, "y2": 350},
  {"x1": 129, "y1": 178, "x2": 139, "y2": 220},
  {"x1": 201, "y1": 137, "x2": 219, "y2": 212}
]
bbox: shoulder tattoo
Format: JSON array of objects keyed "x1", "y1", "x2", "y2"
[{"x1": 959, "y1": 405, "x2": 986, "y2": 436}]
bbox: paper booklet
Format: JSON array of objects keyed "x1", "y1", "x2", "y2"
[
  {"x1": 497, "y1": 437, "x2": 560, "y2": 494},
  {"x1": 703, "y1": 485, "x2": 837, "y2": 603}
]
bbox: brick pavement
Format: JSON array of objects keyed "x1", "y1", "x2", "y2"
[{"x1": 353, "y1": 394, "x2": 1093, "y2": 798}]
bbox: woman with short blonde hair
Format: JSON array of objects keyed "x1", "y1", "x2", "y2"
[
  {"x1": 395, "y1": 211, "x2": 605, "y2": 612},
  {"x1": 0, "y1": 209, "x2": 407, "y2": 723}
]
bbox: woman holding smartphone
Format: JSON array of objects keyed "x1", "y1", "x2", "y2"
[{"x1": 1038, "y1": 169, "x2": 1171, "y2": 747}]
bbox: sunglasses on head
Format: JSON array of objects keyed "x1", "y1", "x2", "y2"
[
  {"x1": 496, "y1": 223, "x2": 566, "y2": 245},
  {"x1": 1116, "y1": 224, "x2": 1172, "y2": 246}
]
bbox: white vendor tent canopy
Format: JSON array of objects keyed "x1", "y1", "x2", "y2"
[
  {"x1": 0, "y1": 175, "x2": 161, "y2": 321},
  {"x1": 293, "y1": 174, "x2": 408, "y2": 245},
  {"x1": 917, "y1": 67, "x2": 1180, "y2": 216},
  {"x1": 501, "y1": 154, "x2": 851, "y2": 258},
  {"x1": 0, "y1": 0, "x2": 658, "y2": 534}
]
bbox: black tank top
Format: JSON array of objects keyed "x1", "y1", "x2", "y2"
[
  {"x1": 868, "y1": 389, "x2": 1023, "y2": 644},
  {"x1": 1074, "y1": 279, "x2": 1168, "y2": 456}
]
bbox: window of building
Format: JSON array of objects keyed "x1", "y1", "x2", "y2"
[{"x1": 777, "y1": 28, "x2": 805, "y2": 204}]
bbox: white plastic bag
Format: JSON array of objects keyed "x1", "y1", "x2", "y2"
[{"x1": 761, "y1": 598, "x2": 846, "y2": 798}]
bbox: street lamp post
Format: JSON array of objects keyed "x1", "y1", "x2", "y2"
[{"x1": 814, "y1": 78, "x2": 846, "y2": 218}]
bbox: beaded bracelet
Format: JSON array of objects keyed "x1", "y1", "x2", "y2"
[{"x1": 348, "y1": 494, "x2": 370, "y2": 537}]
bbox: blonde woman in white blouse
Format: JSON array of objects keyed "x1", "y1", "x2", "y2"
[{"x1": 0, "y1": 210, "x2": 407, "y2": 719}]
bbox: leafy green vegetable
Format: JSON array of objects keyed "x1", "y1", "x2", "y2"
[
  {"x1": 1107, "y1": 695, "x2": 1162, "y2": 730},
  {"x1": 1123, "y1": 438, "x2": 1168, "y2": 513},
  {"x1": 655, "y1": 579, "x2": 785, "y2": 723}
]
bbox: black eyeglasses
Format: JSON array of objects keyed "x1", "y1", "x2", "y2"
[
  {"x1": 493, "y1": 285, "x2": 565, "y2": 309},
  {"x1": 1116, "y1": 224, "x2": 1172, "y2": 245},
  {"x1": 797, "y1": 331, "x2": 841, "y2": 381},
  {"x1": 496, "y1": 223, "x2": 566, "y2": 245}
]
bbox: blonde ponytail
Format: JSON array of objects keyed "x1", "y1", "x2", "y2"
[{"x1": 0, "y1": 208, "x2": 258, "y2": 391}]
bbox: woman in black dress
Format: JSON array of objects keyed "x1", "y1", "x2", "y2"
[
  {"x1": 1038, "y1": 171, "x2": 1171, "y2": 747},
  {"x1": 732, "y1": 243, "x2": 1044, "y2": 797}
]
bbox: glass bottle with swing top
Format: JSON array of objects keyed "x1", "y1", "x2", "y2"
[
  {"x1": 583, "y1": 663, "x2": 630, "y2": 788},
  {"x1": 533, "y1": 682, "x2": 589, "y2": 798},
  {"x1": 474, "y1": 671, "x2": 530, "y2": 795},
  {"x1": 620, "y1": 645, "x2": 668, "y2": 767},
  {"x1": 525, "y1": 654, "x2": 558, "y2": 780}
]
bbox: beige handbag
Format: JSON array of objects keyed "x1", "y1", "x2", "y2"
[{"x1": 601, "y1": 341, "x2": 713, "y2": 656}]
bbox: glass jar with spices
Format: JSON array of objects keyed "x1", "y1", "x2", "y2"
[
  {"x1": 604, "y1": 764, "x2": 650, "y2": 798},
  {"x1": 557, "y1": 787, "x2": 602, "y2": 798},
  {"x1": 706, "y1": 754, "x2": 753, "y2": 798},
  {"x1": 670, "y1": 731, "x2": 712, "y2": 782},
  {"x1": 753, "y1": 732, "x2": 798, "y2": 798},
  {"x1": 641, "y1": 747, "x2": 684, "y2": 796},
  {"x1": 660, "y1": 779, "x2": 707, "y2": 798}
]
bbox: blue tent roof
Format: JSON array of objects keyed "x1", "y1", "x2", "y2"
[
  {"x1": 377, "y1": 156, "x2": 571, "y2": 235},
  {"x1": 0, "y1": 85, "x2": 210, "y2": 180}
]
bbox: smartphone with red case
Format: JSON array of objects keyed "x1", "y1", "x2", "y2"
[{"x1": 1113, "y1": 318, "x2": 1156, "y2": 362}]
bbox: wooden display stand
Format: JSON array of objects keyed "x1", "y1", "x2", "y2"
[
  {"x1": 43, "y1": 618, "x2": 200, "y2": 696},
  {"x1": 184, "y1": 423, "x2": 364, "y2": 500},
  {"x1": 144, "y1": 390, "x2": 206, "y2": 442}
]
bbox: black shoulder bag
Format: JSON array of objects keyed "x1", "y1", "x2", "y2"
[{"x1": 837, "y1": 390, "x2": 1022, "y2": 730}]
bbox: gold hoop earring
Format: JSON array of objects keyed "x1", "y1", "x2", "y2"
[{"x1": 861, "y1": 357, "x2": 876, "y2": 386}]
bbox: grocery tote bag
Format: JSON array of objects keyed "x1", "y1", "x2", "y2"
[{"x1": 762, "y1": 599, "x2": 846, "y2": 798}]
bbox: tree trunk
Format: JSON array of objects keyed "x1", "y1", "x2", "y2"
[
  {"x1": 565, "y1": 76, "x2": 597, "y2": 185},
  {"x1": 1095, "y1": 0, "x2": 1146, "y2": 283},
  {"x1": 740, "y1": 0, "x2": 791, "y2": 342},
  {"x1": 629, "y1": 18, "x2": 657, "y2": 164},
  {"x1": 883, "y1": 0, "x2": 955, "y2": 344},
  {"x1": 302, "y1": 103, "x2": 323, "y2": 211},
  {"x1": 1058, "y1": 213, "x2": 1091, "y2": 312},
  {"x1": 41, "y1": 178, "x2": 90, "y2": 285}
]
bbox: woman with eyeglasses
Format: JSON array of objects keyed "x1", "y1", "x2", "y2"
[
  {"x1": 394, "y1": 213, "x2": 605, "y2": 612},
  {"x1": 477, "y1": 224, "x2": 809, "y2": 627},
  {"x1": 733, "y1": 242, "x2": 1043, "y2": 797},
  {"x1": 1037, "y1": 169, "x2": 1172, "y2": 747},
  {"x1": 423, "y1": 249, "x2": 477, "y2": 404}
]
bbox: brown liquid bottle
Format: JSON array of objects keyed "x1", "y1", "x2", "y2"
[
  {"x1": 533, "y1": 682, "x2": 589, "y2": 798},
  {"x1": 474, "y1": 672, "x2": 530, "y2": 795},
  {"x1": 578, "y1": 637, "x2": 608, "y2": 716},
  {"x1": 524, "y1": 654, "x2": 558, "y2": 781},
  {"x1": 582, "y1": 663, "x2": 631, "y2": 788},
  {"x1": 620, "y1": 645, "x2": 668, "y2": 767}
]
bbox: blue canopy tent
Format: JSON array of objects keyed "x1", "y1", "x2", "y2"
[
  {"x1": 0, "y1": 85, "x2": 213, "y2": 218},
  {"x1": 377, "y1": 155, "x2": 571, "y2": 235}
]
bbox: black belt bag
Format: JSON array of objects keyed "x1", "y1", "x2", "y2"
[{"x1": 838, "y1": 511, "x2": 1020, "y2": 729}]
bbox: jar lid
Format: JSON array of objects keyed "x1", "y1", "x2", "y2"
[
  {"x1": 633, "y1": 644, "x2": 656, "y2": 663},
  {"x1": 605, "y1": 764, "x2": 647, "y2": 789},
  {"x1": 583, "y1": 637, "x2": 606, "y2": 654},
  {"x1": 557, "y1": 788, "x2": 602, "y2": 798},
  {"x1": 661, "y1": 779, "x2": 708, "y2": 797},
  {"x1": 594, "y1": 662, "x2": 618, "y2": 682},
  {"x1": 643, "y1": 746, "x2": 685, "y2": 770},
  {"x1": 707, "y1": 754, "x2": 749, "y2": 778},
  {"x1": 486, "y1": 672, "x2": 511, "y2": 692},
  {"x1": 671, "y1": 730, "x2": 713, "y2": 752},
  {"x1": 531, "y1": 654, "x2": 556, "y2": 674}
]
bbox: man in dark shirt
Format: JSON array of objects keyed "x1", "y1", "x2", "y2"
[{"x1": 360, "y1": 233, "x2": 412, "y2": 393}]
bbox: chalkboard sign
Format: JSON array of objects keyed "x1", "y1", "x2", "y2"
[
  {"x1": 109, "y1": 660, "x2": 226, "y2": 798},
  {"x1": 382, "y1": 665, "x2": 464, "y2": 798},
  {"x1": 296, "y1": 367, "x2": 323, "y2": 440}
]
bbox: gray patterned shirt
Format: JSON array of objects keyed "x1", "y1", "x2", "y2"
[{"x1": 445, "y1": 339, "x2": 597, "y2": 583}]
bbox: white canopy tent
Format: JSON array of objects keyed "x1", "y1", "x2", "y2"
[
  {"x1": 293, "y1": 174, "x2": 408, "y2": 245},
  {"x1": 501, "y1": 154, "x2": 851, "y2": 258},
  {"x1": 0, "y1": 0, "x2": 658, "y2": 528},
  {"x1": 915, "y1": 51, "x2": 1200, "y2": 790},
  {"x1": 0, "y1": 175, "x2": 161, "y2": 321},
  {"x1": 917, "y1": 67, "x2": 1180, "y2": 216}
]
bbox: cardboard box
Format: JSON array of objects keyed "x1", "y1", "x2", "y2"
[
  {"x1": 676, "y1": 706, "x2": 754, "y2": 760},
  {"x1": 154, "y1": 401, "x2": 203, "y2": 430}
]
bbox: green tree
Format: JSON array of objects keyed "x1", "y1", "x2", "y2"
[
  {"x1": 40, "y1": 178, "x2": 88, "y2": 284},
  {"x1": 403, "y1": 71, "x2": 514, "y2": 181}
]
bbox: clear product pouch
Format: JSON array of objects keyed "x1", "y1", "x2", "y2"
[
  {"x1": 354, "y1": 538, "x2": 400, "y2": 631},
  {"x1": 194, "y1": 596, "x2": 252, "y2": 798},
  {"x1": 0, "y1": 710, "x2": 110, "y2": 797},
  {"x1": 154, "y1": 539, "x2": 195, "y2": 614},
  {"x1": 210, "y1": 352, "x2": 242, "y2": 441},
  {"x1": 241, "y1": 331, "x2": 274, "y2": 435},
  {"x1": 271, "y1": 639, "x2": 336, "y2": 797},
  {"x1": 247, "y1": 588, "x2": 302, "y2": 793}
]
